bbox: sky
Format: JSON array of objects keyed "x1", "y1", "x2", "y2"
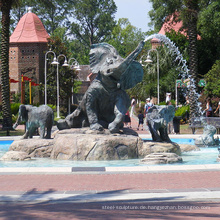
[{"x1": 114, "y1": 0, "x2": 153, "y2": 32}]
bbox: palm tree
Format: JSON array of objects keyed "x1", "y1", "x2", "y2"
[
  {"x1": 0, "y1": 0, "x2": 20, "y2": 132},
  {"x1": 149, "y1": 0, "x2": 201, "y2": 119},
  {"x1": 182, "y1": 0, "x2": 200, "y2": 120}
]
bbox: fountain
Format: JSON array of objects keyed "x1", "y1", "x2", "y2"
[
  {"x1": 144, "y1": 34, "x2": 202, "y2": 116},
  {"x1": 1, "y1": 34, "x2": 219, "y2": 164},
  {"x1": 194, "y1": 117, "x2": 219, "y2": 147}
]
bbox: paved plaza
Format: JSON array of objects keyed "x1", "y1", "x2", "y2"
[{"x1": 0, "y1": 117, "x2": 220, "y2": 219}]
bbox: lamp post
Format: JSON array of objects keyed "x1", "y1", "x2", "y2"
[
  {"x1": 69, "y1": 58, "x2": 81, "y2": 71},
  {"x1": 44, "y1": 51, "x2": 58, "y2": 105},
  {"x1": 53, "y1": 54, "x2": 69, "y2": 118},
  {"x1": 68, "y1": 58, "x2": 81, "y2": 114},
  {"x1": 142, "y1": 49, "x2": 160, "y2": 104}
]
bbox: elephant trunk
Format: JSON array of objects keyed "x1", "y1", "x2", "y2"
[
  {"x1": 13, "y1": 115, "x2": 21, "y2": 129},
  {"x1": 120, "y1": 41, "x2": 145, "y2": 70}
]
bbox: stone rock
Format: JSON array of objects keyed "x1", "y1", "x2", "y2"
[
  {"x1": 140, "y1": 153, "x2": 182, "y2": 164},
  {"x1": 9, "y1": 139, "x2": 54, "y2": 157},
  {"x1": 179, "y1": 144, "x2": 200, "y2": 152},
  {"x1": 138, "y1": 141, "x2": 181, "y2": 158},
  {"x1": 0, "y1": 151, "x2": 31, "y2": 161},
  {"x1": 7, "y1": 128, "x2": 143, "y2": 161},
  {"x1": 5, "y1": 128, "x2": 184, "y2": 161},
  {"x1": 51, "y1": 128, "x2": 142, "y2": 160}
]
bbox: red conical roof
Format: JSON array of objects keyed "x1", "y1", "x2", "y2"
[
  {"x1": 151, "y1": 12, "x2": 201, "y2": 43},
  {"x1": 10, "y1": 9, "x2": 50, "y2": 43}
]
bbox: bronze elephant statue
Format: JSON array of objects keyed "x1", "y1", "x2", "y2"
[
  {"x1": 13, "y1": 105, "x2": 54, "y2": 139},
  {"x1": 147, "y1": 105, "x2": 175, "y2": 142},
  {"x1": 57, "y1": 41, "x2": 145, "y2": 133}
]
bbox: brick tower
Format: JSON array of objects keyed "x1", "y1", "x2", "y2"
[{"x1": 9, "y1": 8, "x2": 49, "y2": 104}]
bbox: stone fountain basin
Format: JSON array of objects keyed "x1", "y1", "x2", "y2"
[{"x1": 1, "y1": 128, "x2": 198, "y2": 162}]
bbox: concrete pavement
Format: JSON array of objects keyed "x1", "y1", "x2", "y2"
[
  {"x1": 0, "y1": 168, "x2": 220, "y2": 219},
  {"x1": 0, "y1": 118, "x2": 220, "y2": 219}
]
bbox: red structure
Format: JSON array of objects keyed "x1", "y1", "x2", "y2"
[
  {"x1": 151, "y1": 13, "x2": 201, "y2": 49},
  {"x1": 9, "y1": 8, "x2": 49, "y2": 103}
]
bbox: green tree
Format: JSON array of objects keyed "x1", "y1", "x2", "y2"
[
  {"x1": 149, "y1": 0, "x2": 202, "y2": 118},
  {"x1": 107, "y1": 18, "x2": 145, "y2": 57},
  {"x1": 182, "y1": 0, "x2": 200, "y2": 118},
  {"x1": 11, "y1": 0, "x2": 73, "y2": 34},
  {"x1": 70, "y1": 0, "x2": 117, "y2": 48},
  {"x1": 197, "y1": 1, "x2": 220, "y2": 75},
  {"x1": 0, "y1": 0, "x2": 20, "y2": 131},
  {"x1": 204, "y1": 60, "x2": 220, "y2": 97},
  {"x1": 52, "y1": 27, "x2": 90, "y2": 65},
  {"x1": 45, "y1": 36, "x2": 81, "y2": 114},
  {"x1": 128, "y1": 45, "x2": 182, "y2": 102}
]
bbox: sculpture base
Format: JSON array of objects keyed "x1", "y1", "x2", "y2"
[{"x1": 1, "y1": 128, "x2": 192, "y2": 164}]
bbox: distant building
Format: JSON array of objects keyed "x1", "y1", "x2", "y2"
[
  {"x1": 0, "y1": 8, "x2": 93, "y2": 106},
  {"x1": 9, "y1": 8, "x2": 49, "y2": 103},
  {"x1": 151, "y1": 13, "x2": 201, "y2": 48}
]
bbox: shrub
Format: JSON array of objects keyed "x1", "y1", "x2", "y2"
[
  {"x1": 10, "y1": 103, "x2": 21, "y2": 115},
  {"x1": 175, "y1": 105, "x2": 190, "y2": 118}
]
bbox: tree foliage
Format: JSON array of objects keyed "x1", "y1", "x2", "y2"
[
  {"x1": 107, "y1": 18, "x2": 145, "y2": 58},
  {"x1": 204, "y1": 60, "x2": 220, "y2": 97},
  {"x1": 69, "y1": 0, "x2": 117, "y2": 48},
  {"x1": 44, "y1": 36, "x2": 81, "y2": 112},
  {"x1": 0, "y1": 0, "x2": 21, "y2": 130},
  {"x1": 11, "y1": 0, "x2": 73, "y2": 34},
  {"x1": 128, "y1": 44, "x2": 184, "y2": 102}
]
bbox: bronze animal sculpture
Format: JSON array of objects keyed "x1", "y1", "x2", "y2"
[
  {"x1": 147, "y1": 105, "x2": 175, "y2": 142},
  {"x1": 57, "y1": 41, "x2": 145, "y2": 133},
  {"x1": 13, "y1": 105, "x2": 54, "y2": 139}
]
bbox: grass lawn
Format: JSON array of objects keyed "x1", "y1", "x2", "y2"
[
  {"x1": 180, "y1": 124, "x2": 203, "y2": 134},
  {"x1": 0, "y1": 129, "x2": 25, "y2": 136}
]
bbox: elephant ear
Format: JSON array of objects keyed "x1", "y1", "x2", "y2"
[
  {"x1": 120, "y1": 61, "x2": 143, "y2": 90},
  {"x1": 20, "y1": 105, "x2": 29, "y2": 122},
  {"x1": 159, "y1": 105, "x2": 175, "y2": 123}
]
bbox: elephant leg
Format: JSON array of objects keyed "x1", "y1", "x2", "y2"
[
  {"x1": 108, "y1": 95, "x2": 129, "y2": 133},
  {"x1": 21, "y1": 122, "x2": 29, "y2": 139},
  {"x1": 148, "y1": 121, "x2": 162, "y2": 142},
  {"x1": 108, "y1": 111, "x2": 124, "y2": 133},
  {"x1": 28, "y1": 126, "x2": 37, "y2": 138},
  {"x1": 21, "y1": 131, "x2": 29, "y2": 139},
  {"x1": 45, "y1": 126, "x2": 52, "y2": 139},
  {"x1": 86, "y1": 93, "x2": 103, "y2": 131},
  {"x1": 159, "y1": 126, "x2": 172, "y2": 143},
  {"x1": 57, "y1": 108, "x2": 82, "y2": 130},
  {"x1": 39, "y1": 125, "x2": 46, "y2": 139}
]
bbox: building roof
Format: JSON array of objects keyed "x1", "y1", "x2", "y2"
[
  {"x1": 152, "y1": 13, "x2": 201, "y2": 43},
  {"x1": 10, "y1": 9, "x2": 50, "y2": 43},
  {"x1": 158, "y1": 14, "x2": 186, "y2": 36}
]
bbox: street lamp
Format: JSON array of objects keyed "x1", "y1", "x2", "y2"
[
  {"x1": 44, "y1": 50, "x2": 58, "y2": 105},
  {"x1": 142, "y1": 49, "x2": 160, "y2": 104},
  {"x1": 69, "y1": 58, "x2": 81, "y2": 71},
  {"x1": 53, "y1": 54, "x2": 69, "y2": 118},
  {"x1": 68, "y1": 58, "x2": 81, "y2": 114}
]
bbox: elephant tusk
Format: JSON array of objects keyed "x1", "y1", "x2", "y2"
[{"x1": 13, "y1": 123, "x2": 18, "y2": 129}]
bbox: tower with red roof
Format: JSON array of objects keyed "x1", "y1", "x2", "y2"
[{"x1": 9, "y1": 8, "x2": 49, "y2": 103}]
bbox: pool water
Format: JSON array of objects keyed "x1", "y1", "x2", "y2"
[
  {"x1": 143, "y1": 138, "x2": 195, "y2": 145},
  {"x1": 0, "y1": 139, "x2": 219, "y2": 167}
]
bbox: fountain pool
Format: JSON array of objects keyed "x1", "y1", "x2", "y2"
[{"x1": 0, "y1": 139, "x2": 219, "y2": 167}]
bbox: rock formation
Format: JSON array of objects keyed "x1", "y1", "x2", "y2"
[{"x1": 2, "y1": 128, "x2": 184, "y2": 163}]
